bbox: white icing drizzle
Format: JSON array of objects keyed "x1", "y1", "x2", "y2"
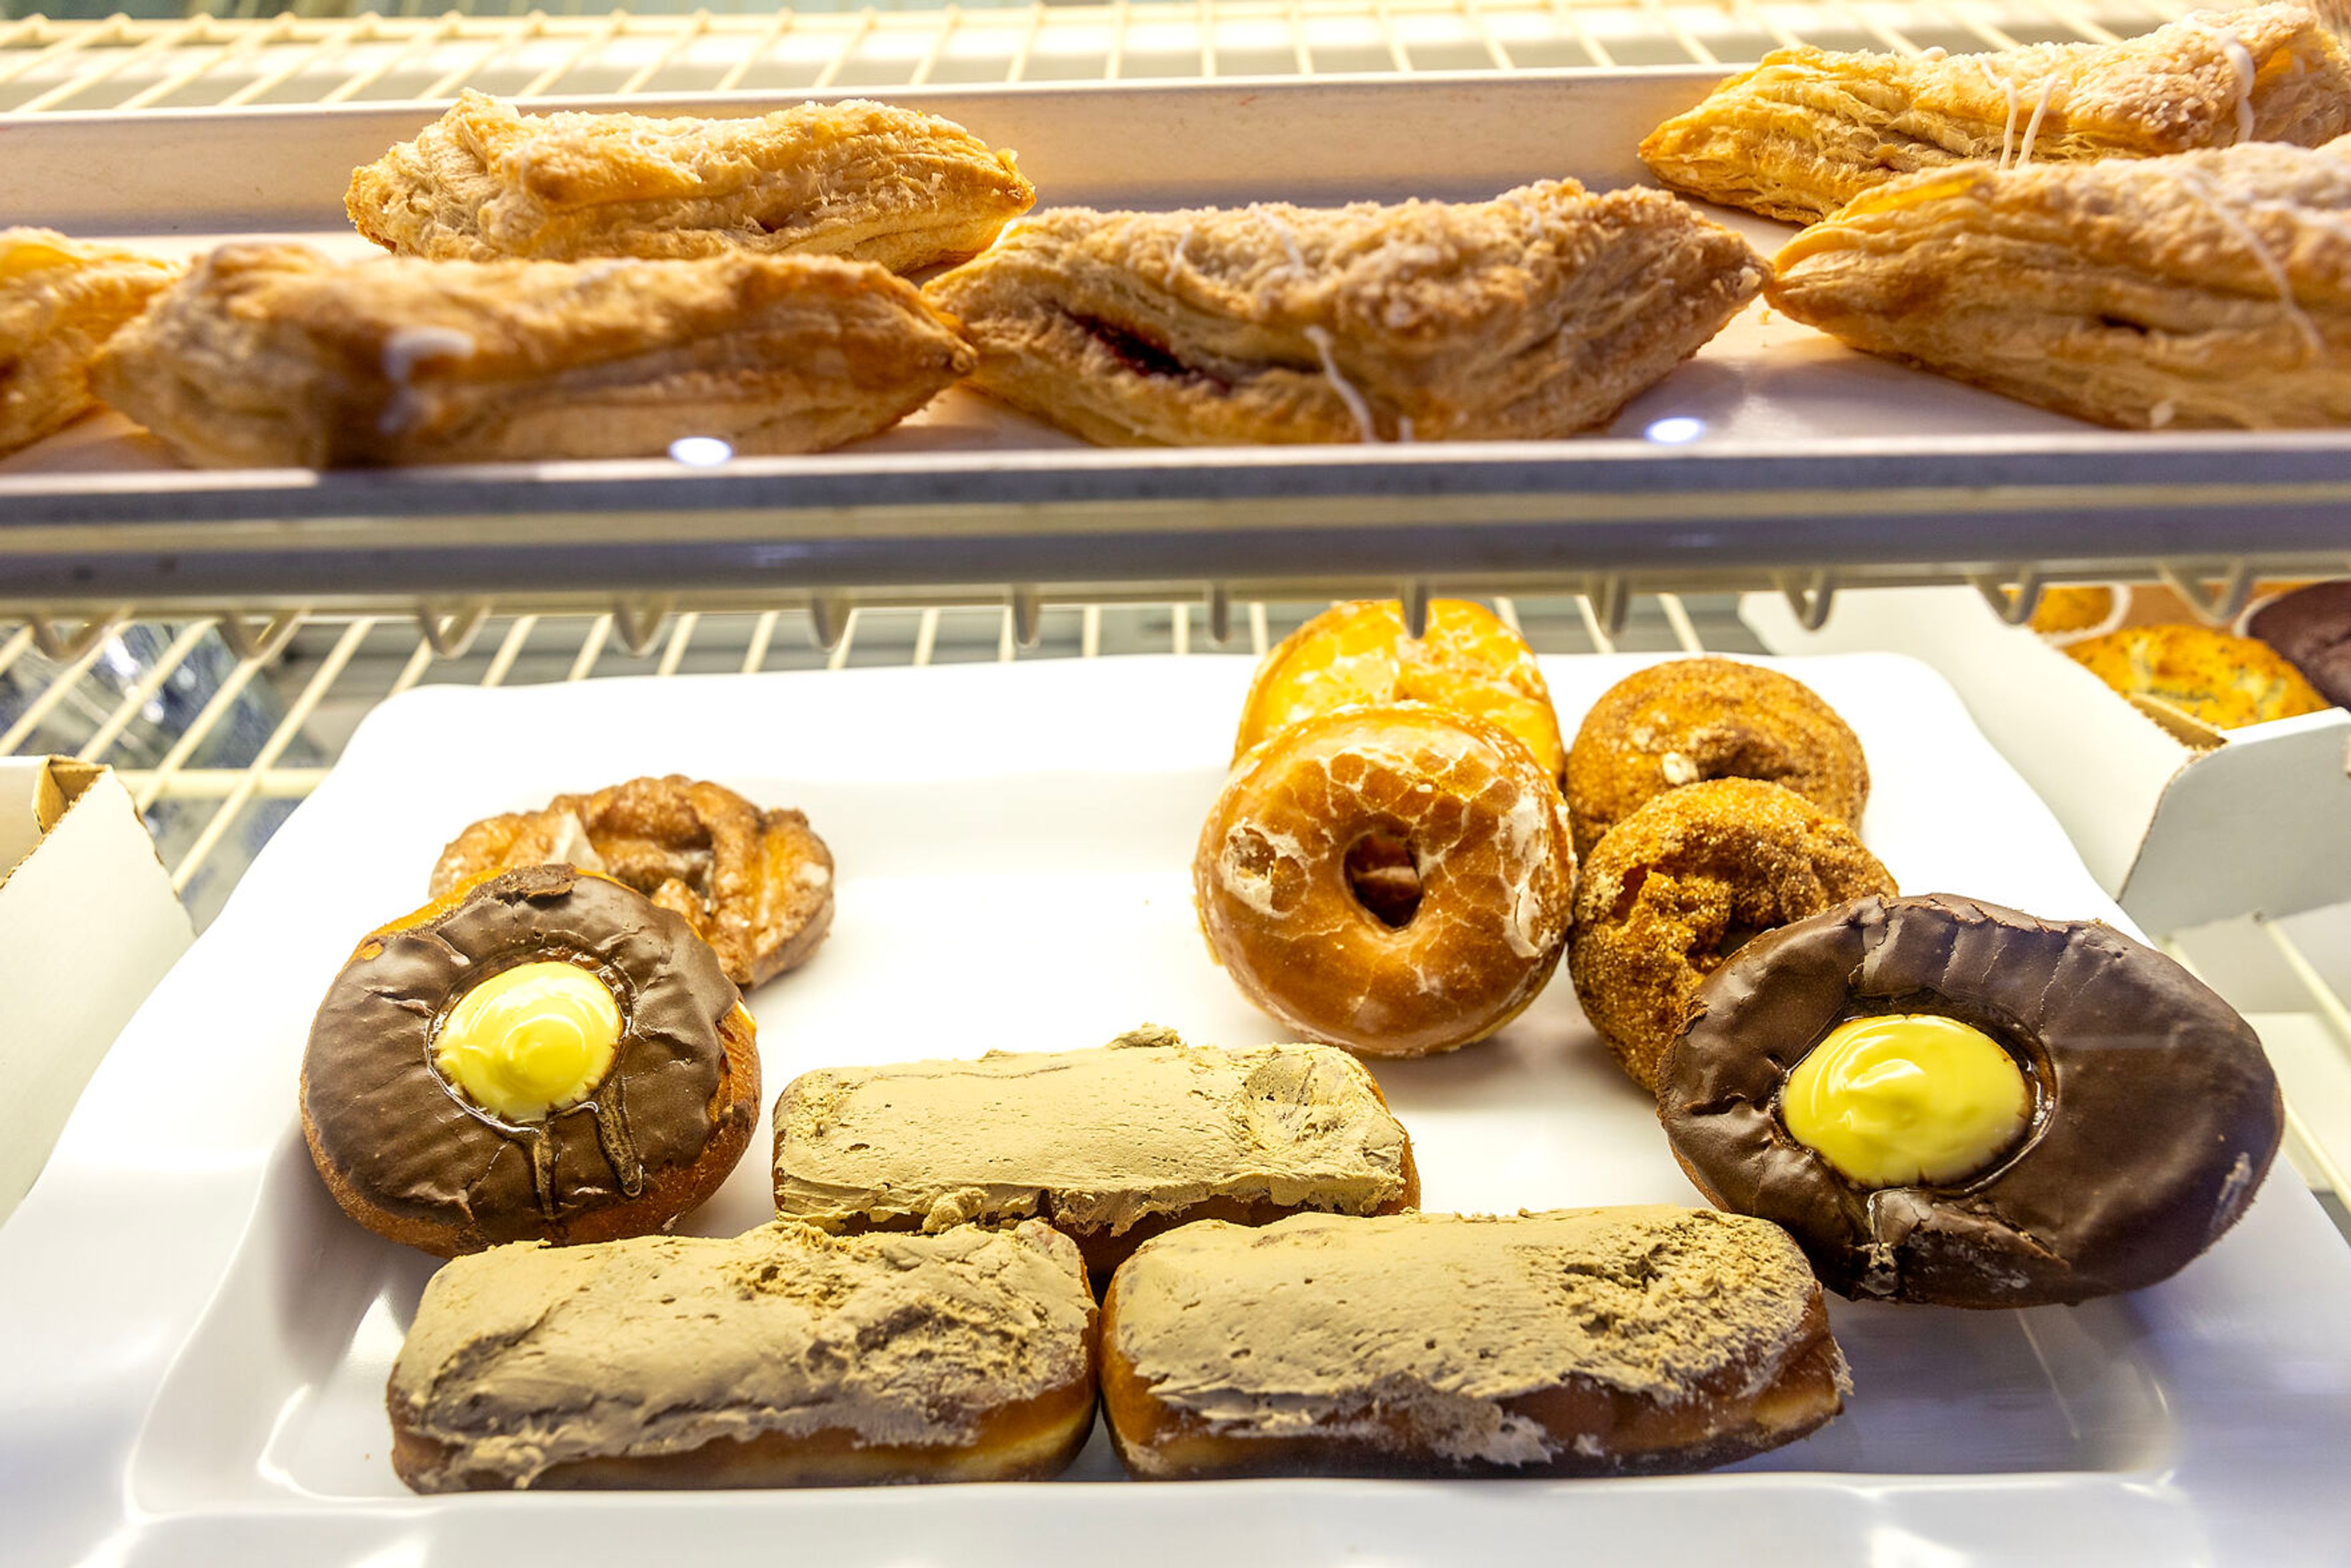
[
  {"x1": 1168, "y1": 223, "x2": 1193, "y2": 282},
  {"x1": 2164, "y1": 164, "x2": 2325, "y2": 356},
  {"x1": 1251, "y1": 203, "x2": 1311, "y2": 278},
  {"x1": 2149, "y1": 397, "x2": 2179, "y2": 428},
  {"x1": 1396, "y1": 416, "x2": 1415, "y2": 441},
  {"x1": 1976, "y1": 59, "x2": 2023, "y2": 171},
  {"x1": 1920, "y1": 45, "x2": 1948, "y2": 61},
  {"x1": 1303, "y1": 324, "x2": 1380, "y2": 443},
  {"x1": 2015, "y1": 74, "x2": 2060, "y2": 168},
  {"x1": 2182, "y1": 17, "x2": 2260, "y2": 143},
  {"x1": 377, "y1": 326, "x2": 478, "y2": 435}
]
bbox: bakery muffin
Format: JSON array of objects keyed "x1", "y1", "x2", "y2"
[
  {"x1": 1569, "y1": 778, "x2": 1895, "y2": 1091},
  {"x1": 433, "y1": 775, "x2": 833, "y2": 989},
  {"x1": 1235, "y1": 598, "x2": 1564, "y2": 778},
  {"x1": 1657, "y1": 893, "x2": 2284, "y2": 1307},
  {"x1": 1564, "y1": 658, "x2": 1868, "y2": 858},
  {"x1": 302, "y1": 865, "x2": 759, "y2": 1255},
  {"x1": 391, "y1": 1218, "x2": 1097, "y2": 1490},
  {"x1": 2065, "y1": 624, "x2": 2328, "y2": 728},
  {"x1": 773, "y1": 1026, "x2": 1419, "y2": 1286},
  {"x1": 1196, "y1": 703, "x2": 1576, "y2": 1058}
]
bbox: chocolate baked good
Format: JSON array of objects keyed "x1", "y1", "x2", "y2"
[
  {"x1": 1569, "y1": 777, "x2": 1895, "y2": 1091},
  {"x1": 1564, "y1": 658, "x2": 1869, "y2": 859},
  {"x1": 1657, "y1": 893, "x2": 2284, "y2": 1307},
  {"x1": 1234, "y1": 598, "x2": 1565, "y2": 779},
  {"x1": 302, "y1": 865, "x2": 759, "y2": 1255},
  {"x1": 1100, "y1": 1207, "x2": 1848, "y2": 1479},
  {"x1": 433, "y1": 775, "x2": 833, "y2": 989},
  {"x1": 1195, "y1": 703, "x2": 1576, "y2": 1058},
  {"x1": 2246, "y1": 580, "x2": 2351, "y2": 708},
  {"x1": 773, "y1": 1026, "x2": 1418, "y2": 1286},
  {"x1": 2065, "y1": 624, "x2": 2328, "y2": 729},
  {"x1": 390, "y1": 1218, "x2": 1097, "y2": 1490}
]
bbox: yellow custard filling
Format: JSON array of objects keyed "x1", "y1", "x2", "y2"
[
  {"x1": 1782, "y1": 1013, "x2": 2030, "y2": 1188},
  {"x1": 435, "y1": 961, "x2": 621, "y2": 1122}
]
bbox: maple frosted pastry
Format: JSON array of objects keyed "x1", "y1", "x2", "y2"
[
  {"x1": 923, "y1": 181, "x2": 1765, "y2": 444},
  {"x1": 1659, "y1": 894, "x2": 2284, "y2": 1307},
  {"x1": 391, "y1": 1218, "x2": 1097, "y2": 1490},
  {"x1": 1766, "y1": 138, "x2": 2351, "y2": 430},
  {"x1": 2064, "y1": 625, "x2": 2328, "y2": 728},
  {"x1": 773, "y1": 1026, "x2": 1418, "y2": 1284},
  {"x1": 1565, "y1": 658, "x2": 1867, "y2": 859},
  {"x1": 348, "y1": 90, "x2": 1033, "y2": 273},
  {"x1": 1641, "y1": 5, "x2": 2351, "y2": 225},
  {"x1": 1570, "y1": 778, "x2": 1895, "y2": 1091},
  {"x1": 432, "y1": 775, "x2": 832, "y2": 988},
  {"x1": 1235, "y1": 598, "x2": 1564, "y2": 778},
  {"x1": 1196, "y1": 704, "x2": 1575, "y2": 1058},
  {"x1": 1100, "y1": 1208, "x2": 1847, "y2": 1479},
  {"x1": 89, "y1": 243, "x2": 972, "y2": 468},
  {"x1": 302, "y1": 865, "x2": 759, "y2": 1255},
  {"x1": 0, "y1": 228, "x2": 181, "y2": 457}
]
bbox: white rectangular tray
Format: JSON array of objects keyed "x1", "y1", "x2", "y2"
[
  {"x1": 5, "y1": 74, "x2": 2351, "y2": 607},
  {"x1": 4, "y1": 651, "x2": 2350, "y2": 1565}
]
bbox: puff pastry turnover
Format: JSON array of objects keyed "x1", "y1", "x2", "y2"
[
  {"x1": 91, "y1": 244, "x2": 975, "y2": 468},
  {"x1": 1766, "y1": 137, "x2": 2351, "y2": 429},
  {"x1": 348, "y1": 91, "x2": 1034, "y2": 274},
  {"x1": 921, "y1": 181, "x2": 1766, "y2": 445},
  {"x1": 0, "y1": 229, "x2": 181, "y2": 457},
  {"x1": 1641, "y1": 4, "x2": 2351, "y2": 224}
]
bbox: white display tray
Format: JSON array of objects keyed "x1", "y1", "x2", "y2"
[
  {"x1": 5, "y1": 75, "x2": 2351, "y2": 607},
  {"x1": 5, "y1": 653, "x2": 2350, "y2": 1566}
]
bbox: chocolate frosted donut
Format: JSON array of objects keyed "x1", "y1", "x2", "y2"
[
  {"x1": 2247, "y1": 580, "x2": 2351, "y2": 709},
  {"x1": 1565, "y1": 658, "x2": 1868, "y2": 859},
  {"x1": 1658, "y1": 893, "x2": 2284, "y2": 1308},
  {"x1": 1569, "y1": 778, "x2": 1894, "y2": 1091},
  {"x1": 302, "y1": 865, "x2": 759, "y2": 1255}
]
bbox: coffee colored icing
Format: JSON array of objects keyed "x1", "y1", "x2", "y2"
[
  {"x1": 392, "y1": 1218, "x2": 1093, "y2": 1489},
  {"x1": 304, "y1": 865, "x2": 743, "y2": 1244},
  {"x1": 1109, "y1": 1207, "x2": 1829, "y2": 1468},
  {"x1": 1660, "y1": 893, "x2": 2284, "y2": 1306},
  {"x1": 773, "y1": 1026, "x2": 1411, "y2": 1235}
]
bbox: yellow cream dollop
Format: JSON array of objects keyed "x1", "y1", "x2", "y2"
[
  {"x1": 434, "y1": 961, "x2": 622, "y2": 1122},
  {"x1": 1781, "y1": 1014, "x2": 2030, "y2": 1188}
]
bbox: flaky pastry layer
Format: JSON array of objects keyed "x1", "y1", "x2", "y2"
[
  {"x1": 922, "y1": 180, "x2": 1765, "y2": 444},
  {"x1": 1641, "y1": 4, "x2": 2351, "y2": 223},
  {"x1": 1767, "y1": 136, "x2": 2351, "y2": 429},
  {"x1": 91, "y1": 243, "x2": 974, "y2": 467},
  {"x1": 347, "y1": 90, "x2": 1034, "y2": 272},
  {"x1": 0, "y1": 228, "x2": 181, "y2": 457}
]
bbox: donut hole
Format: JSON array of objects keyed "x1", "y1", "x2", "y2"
[{"x1": 1343, "y1": 830, "x2": 1424, "y2": 929}]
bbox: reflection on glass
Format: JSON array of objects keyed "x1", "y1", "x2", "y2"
[
  {"x1": 1643, "y1": 416, "x2": 1706, "y2": 445},
  {"x1": 667, "y1": 436, "x2": 734, "y2": 467}
]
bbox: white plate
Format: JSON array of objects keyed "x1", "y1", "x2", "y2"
[{"x1": 6, "y1": 652, "x2": 2350, "y2": 1566}]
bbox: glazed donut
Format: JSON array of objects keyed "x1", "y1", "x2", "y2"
[
  {"x1": 391, "y1": 1219, "x2": 1098, "y2": 1491},
  {"x1": 1659, "y1": 894, "x2": 2285, "y2": 1307},
  {"x1": 2064, "y1": 625, "x2": 2328, "y2": 730},
  {"x1": 1568, "y1": 777, "x2": 1894, "y2": 1090},
  {"x1": 1194, "y1": 703, "x2": 1575, "y2": 1059},
  {"x1": 1235, "y1": 598, "x2": 1565, "y2": 778},
  {"x1": 431, "y1": 773, "x2": 833, "y2": 988},
  {"x1": 302, "y1": 864, "x2": 760, "y2": 1255},
  {"x1": 1564, "y1": 658, "x2": 1867, "y2": 860}
]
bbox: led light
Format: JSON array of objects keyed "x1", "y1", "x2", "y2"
[
  {"x1": 1643, "y1": 416, "x2": 1706, "y2": 445},
  {"x1": 669, "y1": 436, "x2": 734, "y2": 467}
]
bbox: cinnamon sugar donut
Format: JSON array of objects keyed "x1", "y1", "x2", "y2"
[
  {"x1": 1194, "y1": 703, "x2": 1575, "y2": 1059},
  {"x1": 1235, "y1": 599, "x2": 1565, "y2": 779},
  {"x1": 432, "y1": 774, "x2": 833, "y2": 988},
  {"x1": 1569, "y1": 778, "x2": 1894, "y2": 1091},
  {"x1": 1564, "y1": 659, "x2": 1867, "y2": 860}
]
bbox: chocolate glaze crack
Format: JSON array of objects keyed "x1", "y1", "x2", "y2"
[
  {"x1": 304, "y1": 865, "x2": 743, "y2": 1247},
  {"x1": 1657, "y1": 892, "x2": 2284, "y2": 1308}
]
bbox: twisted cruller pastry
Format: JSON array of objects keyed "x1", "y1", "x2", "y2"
[
  {"x1": 1569, "y1": 778, "x2": 1894, "y2": 1091},
  {"x1": 433, "y1": 775, "x2": 832, "y2": 989},
  {"x1": 0, "y1": 228, "x2": 181, "y2": 457},
  {"x1": 1194, "y1": 703, "x2": 1575, "y2": 1059}
]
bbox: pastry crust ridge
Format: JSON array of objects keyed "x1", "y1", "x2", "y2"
[{"x1": 0, "y1": 228, "x2": 182, "y2": 457}]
